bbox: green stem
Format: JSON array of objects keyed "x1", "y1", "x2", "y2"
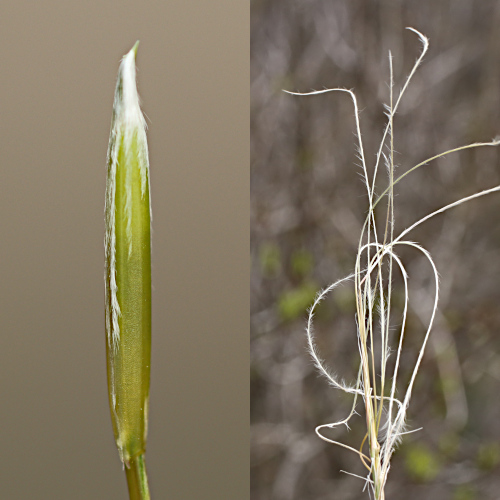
[{"x1": 125, "y1": 454, "x2": 151, "y2": 500}]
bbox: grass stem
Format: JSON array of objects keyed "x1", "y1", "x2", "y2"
[{"x1": 125, "y1": 454, "x2": 151, "y2": 500}]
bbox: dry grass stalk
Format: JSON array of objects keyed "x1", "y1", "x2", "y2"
[{"x1": 286, "y1": 28, "x2": 500, "y2": 499}]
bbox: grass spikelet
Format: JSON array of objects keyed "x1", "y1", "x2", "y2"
[{"x1": 104, "y1": 41, "x2": 152, "y2": 500}]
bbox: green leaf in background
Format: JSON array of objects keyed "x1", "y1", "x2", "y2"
[
  {"x1": 290, "y1": 249, "x2": 314, "y2": 278},
  {"x1": 278, "y1": 281, "x2": 318, "y2": 321},
  {"x1": 404, "y1": 443, "x2": 440, "y2": 482},
  {"x1": 476, "y1": 442, "x2": 500, "y2": 471},
  {"x1": 259, "y1": 242, "x2": 281, "y2": 277}
]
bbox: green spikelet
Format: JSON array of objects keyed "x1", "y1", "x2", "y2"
[{"x1": 104, "y1": 42, "x2": 151, "y2": 499}]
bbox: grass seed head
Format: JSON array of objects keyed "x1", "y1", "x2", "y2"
[{"x1": 104, "y1": 42, "x2": 152, "y2": 466}]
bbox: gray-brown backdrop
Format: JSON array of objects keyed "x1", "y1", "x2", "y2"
[
  {"x1": 252, "y1": 1, "x2": 500, "y2": 499},
  {"x1": 0, "y1": 1, "x2": 248, "y2": 498}
]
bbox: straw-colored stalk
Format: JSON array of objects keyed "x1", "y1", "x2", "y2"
[
  {"x1": 286, "y1": 29, "x2": 500, "y2": 499},
  {"x1": 104, "y1": 42, "x2": 152, "y2": 500}
]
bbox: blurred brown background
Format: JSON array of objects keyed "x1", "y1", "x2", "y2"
[
  {"x1": 0, "y1": 1, "x2": 248, "y2": 498},
  {"x1": 251, "y1": 1, "x2": 500, "y2": 499}
]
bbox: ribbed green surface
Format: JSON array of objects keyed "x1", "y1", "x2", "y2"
[{"x1": 106, "y1": 132, "x2": 151, "y2": 464}]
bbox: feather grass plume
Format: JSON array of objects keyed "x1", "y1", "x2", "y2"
[
  {"x1": 286, "y1": 28, "x2": 500, "y2": 499},
  {"x1": 104, "y1": 41, "x2": 152, "y2": 500}
]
